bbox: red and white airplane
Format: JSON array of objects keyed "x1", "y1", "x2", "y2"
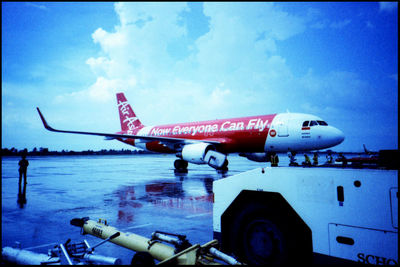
[{"x1": 37, "y1": 92, "x2": 344, "y2": 170}]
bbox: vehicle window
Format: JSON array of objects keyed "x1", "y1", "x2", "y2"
[
  {"x1": 302, "y1": 121, "x2": 309, "y2": 127},
  {"x1": 317, "y1": 120, "x2": 328, "y2": 126},
  {"x1": 310, "y1": 121, "x2": 318, "y2": 126}
]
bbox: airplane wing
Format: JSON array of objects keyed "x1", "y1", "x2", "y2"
[{"x1": 36, "y1": 107, "x2": 220, "y2": 146}]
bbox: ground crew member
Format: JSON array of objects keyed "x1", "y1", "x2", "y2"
[
  {"x1": 313, "y1": 152, "x2": 318, "y2": 166},
  {"x1": 302, "y1": 154, "x2": 311, "y2": 166},
  {"x1": 288, "y1": 151, "x2": 298, "y2": 166},
  {"x1": 18, "y1": 151, "x2": 29, "y2": 196},
  {"x1": 326, "y1": 152, "x2": 333, "y2": 164},
  {"x1": 270, "y1": 152, "x2": 279, "y2": 167}
]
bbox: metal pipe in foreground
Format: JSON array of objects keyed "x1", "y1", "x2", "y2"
[
  {"x1": 71, "y1": 218, "x2": 183, "y2": 263},
  {"x1": 2, "y1": 247, "x2": 60, "y2": 265}
]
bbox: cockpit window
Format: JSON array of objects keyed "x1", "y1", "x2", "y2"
[
  {"x1": 310, "y1": 121, "x2": 318, "y2": 127},
  {"x1": 302, "y1": 121, "x2": 309, "y2": 127},
  {"x1": 317, "y1": 120, "x2": 328, "y2": 126}
]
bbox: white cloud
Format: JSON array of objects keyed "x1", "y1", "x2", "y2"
[
  {"x1": 209, "y1": 84, "x2": 231, "y2": 109},
  {"x1": 188, "y1": 3, "x2": 304, "y2": 108},
  {"x1": 92, "y1": 28, "x2": 127, "y2": 52},
  {"x1": 330, "y1": 19, "x2": 351, "y2": 29},
  {"x1": 310, "y1": 18, "x2": 352, "y2": 30},
  {"x1": 26, "y1": 2, "x2": 48, "y2": 11},
  {"x1": 87, "y1": 3, "x2": 190, "y2": 93},
  {"x1": 86, "y1": 57, "x2": 111, "y2": 77},
  {"x1": 196, "y1": 2, "x2": 305, "y2": 70},
  {"x1": 87, "y1": 77, "x2": 136, "y2": 102},
  {"x1": 366, "y1": 21, "x2": 374, "y2": 29},
  {"x1": 299, "y1": 69, "x2": 372, "y2": 113},
  {"x1": 310, "y1": 20, "x2": 327, "y2": 29},
  {"x1": 55, "y1": 2, "x2": 309, "y2": 122},
  {"x1": 305, "y1": 7, "x2": 352, "y2": 30},
  {"x1": 55, "y1": 76, "x2": 137, "y2": 104},
  {"x1": 379, "y1": 2, "x2": 398, "y2": 13},
  {"x1": 389, "y1": 73, "x2": 398, "y2": 81},
  {"x1": 58, "y1": 2, "x2": 377, "y2": 127}
]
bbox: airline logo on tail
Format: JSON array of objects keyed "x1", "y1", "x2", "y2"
[{"x1": 117, "y1": 93, "x2": 142, "y2": 132}]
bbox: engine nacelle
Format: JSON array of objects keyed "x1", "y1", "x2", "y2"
[
  {"x1": 239, "y1": 152, "x2": 270, "y2": 162},
  {"x1": 181, "y1": 143, "x2": 213, "y2": 164},
  {"x1": 181, "y1": 143, "x2": 227, "y2": 168}
]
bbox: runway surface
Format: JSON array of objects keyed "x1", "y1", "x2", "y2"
[{"x1": 2, "y1": 153, "x2": 277, "y2": 264}]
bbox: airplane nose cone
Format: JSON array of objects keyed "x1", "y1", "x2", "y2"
[
  {"x1": 316, "y1": 126, "x2": 345, "y2": 149},
  {"x1": 331, "y1": 127, "x2": 345, "y2": 146}
]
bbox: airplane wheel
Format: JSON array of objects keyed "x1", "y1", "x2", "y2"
[
  {"x1": 217, "y1": 159, "x2": 229, "y2": 171},
  {"x1": 223, "y1": 159, "x2": 229, "y2": 169},
  {"x1": 174, "y1": 159, "x2": 188, "y2": 170}
]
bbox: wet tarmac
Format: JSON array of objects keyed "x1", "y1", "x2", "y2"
[{"x1": 2, "y1": 153, "x2": 274, "y2": 264}]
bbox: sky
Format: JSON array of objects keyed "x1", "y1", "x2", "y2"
[{"x1": 2, "y1": 2, "x2": 398, "y2": 152}]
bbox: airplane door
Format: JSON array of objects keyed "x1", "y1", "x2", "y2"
[{"x1": 277, "y1": 118, "x2": 289, "y2": 137}]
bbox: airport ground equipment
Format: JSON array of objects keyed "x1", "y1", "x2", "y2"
[
  {"x1": 2, "y1": 236, "x2": 121, "y2": 265},
  {"x1": 213, "y1": 161, "x2": 398, "y2": 265},
  {"x1": 70, "y1": 217, "x2": 241, "y2": 265}
]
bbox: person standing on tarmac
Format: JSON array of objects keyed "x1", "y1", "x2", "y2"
[
  {"x1": 18, "y1": 150, "x2": 29, "y2": 196},
  {"x1": 302, "y1": 154, "x2": 311, "y2": 166},
  {"x1": 288, "y1": 151, "x2": 298, "y2": 166},
  {"x1": 270, "y1": 152, "x2": 279, "y2": 167},
  {"x1": 326, "y1": 152, "x2": 333, "y2": 164},
  {"x1": 313, "y1": 152, "x2": 319, "y2": 166}
]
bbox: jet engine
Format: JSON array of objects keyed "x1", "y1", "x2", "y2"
[
  {"x1": 239, "y1": 152, "x2": 270, "y2": 162},
  {"x1": 180, "y1": 143, "x2": 227, "y2": 169}
]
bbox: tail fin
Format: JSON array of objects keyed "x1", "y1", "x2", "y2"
[{"x1": 116, "y1": 93, "x2": 143, "y2": 131}]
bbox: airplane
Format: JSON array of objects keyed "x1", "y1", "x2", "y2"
[
  {"x1": 363, "y1": 144, "x2": 378, "y2": 155},
  {"x1": 36, "y1": 92, "x2": 345, "y2": 171}
]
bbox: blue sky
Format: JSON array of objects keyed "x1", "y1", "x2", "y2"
[{"x1": 2, "y1": 2, "x2": 398, "y2": 152}]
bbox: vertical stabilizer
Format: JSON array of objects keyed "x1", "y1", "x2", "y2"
[{"x1": 116, "y1": 93, "x2": 143, "y2": 131}]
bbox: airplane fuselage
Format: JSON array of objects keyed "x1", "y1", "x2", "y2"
[{"x1": 116, "y1": 112, "x2": 344, "y2": 155}]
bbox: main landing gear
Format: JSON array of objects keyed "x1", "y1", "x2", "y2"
[
  {"x1": 173, "y1": 158, "x2": 229, "y2": 172},
  {"x1": 174, "y1": 159, "x2": 188, "y2": 171}
]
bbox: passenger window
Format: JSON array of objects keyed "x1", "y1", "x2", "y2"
[
  {"x1": 310, "y1": 121, "x2": 318, "y2": 127},
  {"x1": 302, "y1": 121, "x2": 309, "y2": 127},
  {"x1": 317, "y1": 120, "x2": 328, "y2": 126}
]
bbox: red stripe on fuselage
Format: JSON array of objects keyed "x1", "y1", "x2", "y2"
[{"x1": 137, "y1": 114, "x2": 277, "y2": 153}]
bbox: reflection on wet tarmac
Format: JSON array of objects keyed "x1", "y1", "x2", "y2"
[
  {"x1": 113, "y1": 175, "x2": 215, "y2": 224},
  {"x1": 2, "y1": 154, "x2": 269, "y2": 264},
  {"x1": 17, "y1": 192, "x2": 27, "y2": 209}
]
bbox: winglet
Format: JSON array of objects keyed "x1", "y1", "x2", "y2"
[{"x1": 36, "y1": 107, "x2": 56, "y2": 131}]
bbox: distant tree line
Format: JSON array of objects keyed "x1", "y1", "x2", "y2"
[{"x1": 1, "y1": 147, "x2": 155, "y2": 156}]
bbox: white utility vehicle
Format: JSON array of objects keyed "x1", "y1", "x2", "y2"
[{"x1": 213, "y1": 151, "x2": 398, "y2": 265}]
